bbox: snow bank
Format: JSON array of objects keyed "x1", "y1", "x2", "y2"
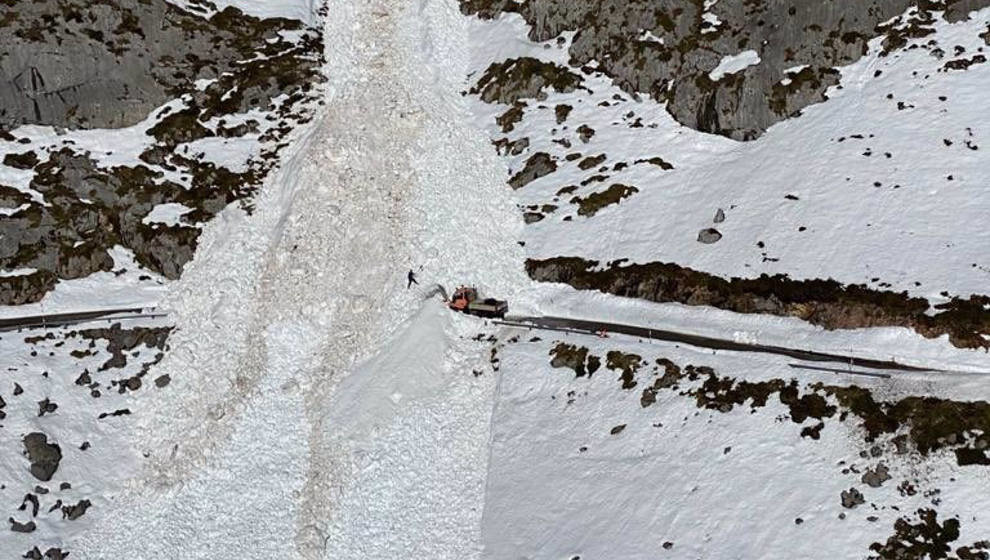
[{"x1": 709, "y1": 49, "x2": 760, "y2": 80}]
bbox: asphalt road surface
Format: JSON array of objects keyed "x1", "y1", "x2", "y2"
[{"x1": 0, "y1": 307, "x2": 165, "y2": 333}]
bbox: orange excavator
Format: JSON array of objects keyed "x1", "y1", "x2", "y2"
[{"x1": 447, "y1": 286, "x2": 508, "y2": 319}]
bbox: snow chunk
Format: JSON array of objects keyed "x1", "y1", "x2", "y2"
[
  {"x1": 142, "y1": 203, "x2": 193, "y2": 227},
  {"x1": 780, "y1": 64, "x2": 810, "y2": 85},
  {"x1": 0, "y1": 267, "x2": 37, "y2": 277},
  {"x1": 639, "y1": 30, "x2": 664, "y2": 44},
  {"x1": 701, "y1": 0, "x2": 723, "y2": 33},
  {"x1": 709, "y1": 50, "x2": 761, "y2": 80},
  {"x1": 701, "y1": 12, "x2": 722, "y2": 33}
]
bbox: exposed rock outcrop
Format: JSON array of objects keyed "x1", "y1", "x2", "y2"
[
  {"x1": 509, "y1": 152, "x2": 558, "y2": 189},
  {"x1": 0, "y1": 0, "x2": 324, "y2": 304},
  {"x1": 470, "y1": 57, "x2": 584, "y2": 104},
  {"x1": 462, "y1": 0, "x2": 990, "y2": 140},
  {"x1": 0, "y1": 0, "x2": 307, "y2": 130},
  {"x1": 0, "y1": 150, "x2": 217, "y2": 301},
  {"x1": 697, "y1": 228, "x2": 722, "y2": 244}
]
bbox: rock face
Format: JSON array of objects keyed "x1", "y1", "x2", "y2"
[
  {"x1": 79, "y1": 323, "x2": 172, "y2": 371},
  {"x1": 0, "y1": 0, "x2": 324, "y2": 304},
  {"x1": 0, "y1": 0, "x2": 306, "y2": 131},
  {"x1": 462, "y1": 0, "x2": 990, "y2": 140},
  {"x1": 0, "y1": 150, "x2": 211, "y2": 301},
  {"x1": 861, "y1": 463, "x2": 891, "y2": 488},
  {"x1": 22, "y1": 433, "x2": 61, "y2": 482}
]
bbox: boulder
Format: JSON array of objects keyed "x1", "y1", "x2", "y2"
[{"x1": 697, "y1": 228, "x2": 722, "y2": 244}]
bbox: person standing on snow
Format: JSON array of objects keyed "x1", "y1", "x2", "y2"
[{"x1": 407, "y1": 269, "x2": 418, "y2": 289}]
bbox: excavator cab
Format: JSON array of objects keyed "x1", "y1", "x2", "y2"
[
  {"x1": 448, "y1": 286, "x2": 477, "y2": 311},
  {"x1": 447, "y1": 286, "x2": 507, "y2": 318}
]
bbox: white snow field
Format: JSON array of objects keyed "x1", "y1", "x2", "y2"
[
  {"x1": 482, "y1": 333, "x2": 990, "y2": 559},
  {"x1": 5, "y1": 0, "x2": 990, "y2": 559},
  {"x1": 459, "y1": 6, "x2": 990, "y2": 560},
  {"x1": 468, "y1": 9, "x2": 990, "y2": 302}
]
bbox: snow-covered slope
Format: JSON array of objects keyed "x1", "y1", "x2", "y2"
[
  {"x1": 4, "y1": 0, "x2": 990, "y2": 558},
  {"x1": 62, "y1": 0, "x2": 526, "y2": 558},
  {"x1": 457, "y1": 4, "x2": 990, "y2": 559},
  {"x1": 466, "y1": 10, "x2": 990, "y2": 302}
]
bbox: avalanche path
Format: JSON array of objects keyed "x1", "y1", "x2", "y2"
[{"x1": 74, "y1": 0, "x2": 527, "y2": 558}]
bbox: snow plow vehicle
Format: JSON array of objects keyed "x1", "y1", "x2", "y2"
[{"x1": 447, "y1": 286, "x2": 508, "y2": 319}]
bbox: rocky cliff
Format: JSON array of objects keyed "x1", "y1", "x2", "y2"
[{"x1": 462, "y1": 0, "x2": 990, "y2": 140}]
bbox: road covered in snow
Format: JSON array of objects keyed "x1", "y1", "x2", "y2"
[{"x1": 75, "y1": 0, "x2": 527, "y2": 558}]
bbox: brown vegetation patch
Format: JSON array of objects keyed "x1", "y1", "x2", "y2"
[
  {"x1": 577, "y1": 153, "x2": 607, "y2": 170},
  {"x1": 942, "y1": 54, "x2": 987, "y2": 71},
  {"x1": 3, "y1": 150, "x2": 40, "y2": 169},
  {"x1": 606, "y1": 350, "x2": 642, "y2": 389},
  {"x1": 526, "y1": 257, "x2": 990, "y2": 349},
  {"x1": 552, "y1": 350, "x2": 990, "y2": 466},
  {"x1": 634, "y1": 156, "x2": 674, "y2": 170}
]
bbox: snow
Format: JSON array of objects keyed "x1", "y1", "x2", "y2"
[
  {"x1": 71, "y1": 0, "x2": 526, "y2": 558},
  {"x1": 0, "y1": 267, "x2": 37, "y2": 277},
  {"x1": 638, "y1": 30, "x2": 664, "y2": 44},
  {"x1": 0, "y1": 311, "x2": 174, "y2": 554},
  {"x1": 469, "y1": 9, "x2": 990, "y2": 301},
  {"x1": 178, "y1": 135, "x2": 258, "y2": 173},
  {"x1": 781, "y1": 64, "x2": 810, "y2": 85},
  {"x1": 0, "y1": 69, "x2": 310, "y2": 316},
  {"x1": 0, "y1": 247, "x2": 169, "y2": 320},
  {"x1": 142, "y1": 203, "x2": 194, "y2": 227},
  {"x1": 166, "y1": 0, "x2": 322, "y2": 25},
  {"x1": 709, "y1": 49, "x2": 761, "y2": 80},
  {"x1": 482, "y1": 333, "x2": 990, "y2": 559},
  {"x1": 445, "y1": 6, "x2": 990, "y2": 558},
  {"x1": 319, "y1": 303, "x2": 496, "y2": 559},
  {"x1": 0, "y1": 97, "x2": 187, "y2": 186},
  {"x1": 701, "y1": 11, "x2": 722, "y2": 32},
  {"x1": 526, "y1": 283, "x2": 990, "y2": 375},
  {"x1": 6, "y1": 1, "x2": 990, "y2": 558},
  {"x1": 701, "y1": 0, "x2": 723, "y2": 34}
]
